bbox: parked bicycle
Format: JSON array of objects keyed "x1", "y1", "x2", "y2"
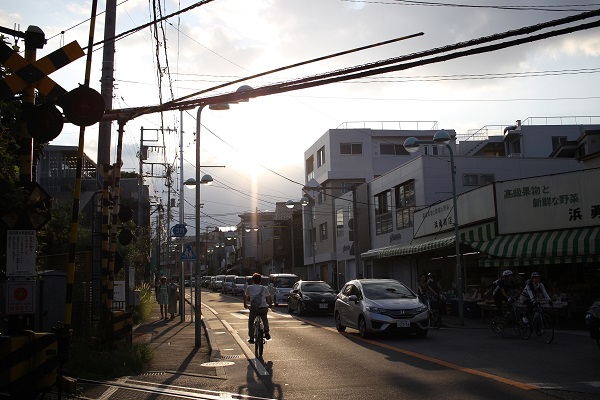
[
  {"x1": 253, "y1": 310, "x2": 266, "y2": 358},
  {"x1": 489, "y1": 297, "x2": 529, "y2": 339},
  {"x1": 521, "y1": 301, "x2": 554, "y2": 343}
]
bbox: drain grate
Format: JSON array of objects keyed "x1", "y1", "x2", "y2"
[
  {"x1": 220, "y1": 355, "x2": 242, "y2": 360},
  {"x1": 139, "y1": 371, "x2": 166, "y2": 376}
]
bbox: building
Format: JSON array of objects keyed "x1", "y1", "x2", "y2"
[{"x1": 303, "y1": 118, "x2": 600, "y2": 291}]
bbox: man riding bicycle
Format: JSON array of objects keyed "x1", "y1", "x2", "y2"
[
  {"x1": 244, "y1": 273, "x2": 273, "y2": 344},
  {"x1": 519, "y1": 272, "x2": 552, "y2": 324},
  {"x1": 492, "y1": 270, "x2": 515, "y2": 317}
]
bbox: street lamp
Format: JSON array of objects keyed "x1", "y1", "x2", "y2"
[
  {"x1": 403, "y1": 130, "x2": 464, "y2": 326},
  {"x1": 287, "y1": 197, "x2": 313, "y2": 278},
  {"x1": 188, "y1": 85, "x2": 253, "y2": 347}
]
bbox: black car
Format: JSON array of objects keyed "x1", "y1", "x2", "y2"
[{"x1": 287, "y1": 280, "x2": 337, "y2": 315}]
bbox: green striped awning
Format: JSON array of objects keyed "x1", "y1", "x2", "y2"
[
  {"x1": 480, "y1": 255, "x2": 600, "y2": 268},
  {"x1": 362, "y1": 222, "x2": 497, "y2": 260},
  {"x1": 466, "y1": 226, "x2": 600, "y2": 259}
]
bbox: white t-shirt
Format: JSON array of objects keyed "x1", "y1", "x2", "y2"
[{"x1": 246, "y1": 284, "x2": 268, "y2": 308}]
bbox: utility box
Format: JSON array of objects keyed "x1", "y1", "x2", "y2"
[{"x1": 36, "y1": 270, "x2": 67, "y2": 333}]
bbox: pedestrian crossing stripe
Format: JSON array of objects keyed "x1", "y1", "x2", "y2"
[
  {"x1": 0, "y1": 41, "x2": 84, "y2": 101},
  {"x1": 181, "y1": 244, "x2": 196, "y2": 261}
]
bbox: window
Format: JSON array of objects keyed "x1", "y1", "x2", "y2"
[
  {"x1": 395, "y1": 181, "x2": 415, "y2": 229},
  {"x1": 318, "y1": 189, "x2": 326, "y2": 204},
  {"x1": 374, "y1": 190, "x2": 392, "y2": 235},
  {"x1": 319, "y1": 222, "x2": 328, "y2": 241},
  {"x1": 306, "y1": 155, "x2": 314, "y2": 181},
  {"x1": 424, "y1": 145, "x2": 439, "y2": 155},
  {"x1": 462, "y1": 173, "x2": 495, "y2": 186},
  {"x1": 317, "y1": 146, "x2": 326, "y2": 167},
  {"x1": 336, "y1": 207, "x2": 344, "y2": 238},
  {"x1": 380, "y1": 143, "x2": 409, "y2": 156},
  {"x1": 340, "y1": 142, "x2": 363, "y2": 155}
]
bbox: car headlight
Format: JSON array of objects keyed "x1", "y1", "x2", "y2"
[
  {"x1": 302, "y1": 294, "x2": 311, "y2": 301},
  {"x1": 366, "y1": 306, "x2": 386, "y2": 315},
  {"x1": 415, "y1": 305, "x2": 428, "y2": 314}
]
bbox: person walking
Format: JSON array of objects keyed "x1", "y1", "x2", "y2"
[
  {"x1": 156, "y1": 276, "x2": 169, "y2": 320},
  {"x1": 167, "y1": 277, "x2": 179, "y2": 320}
]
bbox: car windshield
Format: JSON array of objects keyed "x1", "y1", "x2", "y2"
[
  {"x1": 362, "y1": 281, "x2": 415, "y2": 300},
  {"x1": 235, "y1": 277, "x2": 245, "y2": 284},
  {"x1": 302, "y1": 282, "x2": 333, "y2": 292},
  {"x1": 274, "y1": 277, "x2": 298, "y2": 287}
]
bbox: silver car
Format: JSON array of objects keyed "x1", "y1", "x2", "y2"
[{"x1": 334, "y1": 279, "x2": 429, "y2": 338}]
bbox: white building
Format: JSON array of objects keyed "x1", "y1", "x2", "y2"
[{"x1": 302, "y1": 118, "x2": 600, "y2": 291}]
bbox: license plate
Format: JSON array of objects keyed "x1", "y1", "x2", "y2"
[
  {"x1": 397, "y1": 320, "x2": 410, "y2": 328},
  {"x1": 319, "y1": 303, "x2": 328, "y2": 309}
]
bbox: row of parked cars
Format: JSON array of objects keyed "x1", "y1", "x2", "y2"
[{"x1": 205, "y1": 273, "x2": 431, "y2": 338}]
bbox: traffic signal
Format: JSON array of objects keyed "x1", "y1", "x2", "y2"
[
  {"x1": 24, "y1": 102, "x2": 63, "y2": 142},
  {"x1": 59, "y1": 86, "x2": 105, "y2": 127}
]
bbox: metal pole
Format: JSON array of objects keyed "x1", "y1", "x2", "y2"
[
  {"x1": 179, "y1": 110, "x2": 185, "y2": 322},
  {"x1": 290, "y1": 217, "x2": 295, "y2": 276},
  {"x1": 446, "y1": 144, "x2": 464, "y2": 326},
  {"x1": 194, "y1": 104, "x2": 206, "y2": 347}
]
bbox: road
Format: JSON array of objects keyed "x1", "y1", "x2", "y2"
[{"x1": 203, "y1": 289, "x2": 600, "y2": 400}]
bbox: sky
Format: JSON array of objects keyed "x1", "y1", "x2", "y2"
[{"x1": 2, "y1": 0, "x2": 600, "y2": 231}]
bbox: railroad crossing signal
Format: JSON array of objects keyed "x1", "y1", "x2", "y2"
[
  {"x1": 0, "y1": 40, "x2": 84, "y2": 102},
  {"x1": 0, "y1": 39, "x2": 106, "y2": 141}
]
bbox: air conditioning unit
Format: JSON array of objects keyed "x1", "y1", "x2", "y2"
[{"x1": 508, "y1": 153, "x2": 522, "y2": 157}]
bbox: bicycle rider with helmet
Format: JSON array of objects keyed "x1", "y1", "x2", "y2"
[
  {"x1": 492, "y1": 270, "x2": 515, "y2": 318},
  {"x1": 519, "y1": 272, "x2": 552, "y2": 323}
]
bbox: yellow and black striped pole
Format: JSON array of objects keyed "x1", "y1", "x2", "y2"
[{"x1": 64, "y1": 0, "x2": 98, "y2": 331}]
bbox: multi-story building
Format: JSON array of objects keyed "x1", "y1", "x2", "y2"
[{"x1": 304, "y1": 118, "x2": 600, "y2": 290}]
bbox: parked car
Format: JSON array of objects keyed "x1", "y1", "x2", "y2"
[
  {"x1": 287, "y1": 280, "x2": 337, "y2": 315},
  {"x1": 334, "y1": 279, "x2": 429, "y2": 338},
  {"x1": 212, "y1": 274, "x2": 226, "y2": 292},
  {"x1": 222, "y1": 275, "x2": 236, "y2": 294},
  {"x1": 232, "y1": 276, "x2": 246, "y2": 296},
  {"x1": 268, "y1": 273, "x2": 299, "y2": 306}
]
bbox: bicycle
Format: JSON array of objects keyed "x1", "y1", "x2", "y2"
[
  {"x1": 523, "y1": 301, "x2": 554, "y2": 344},
  {"x1": 253, "y1": 311, "x2": 266, "y2": 358},
  {"x1": 489, "y1": 298, "x2": 529, "y2": 339},
  {"x1": 428, "y1": 299, "x2": 441, "y2": 329}
]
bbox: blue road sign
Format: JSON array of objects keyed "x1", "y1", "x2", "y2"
[
  {"x1": 181, "y1": 244, "x2": 196, "y2": 261},
  {"x1": 172, "y1": 223, "x2": 187, "y2": 237}
]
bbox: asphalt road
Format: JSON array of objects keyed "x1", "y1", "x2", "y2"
[{"x1": 203, "y1": 289, "x2": 600, "y2": 400}]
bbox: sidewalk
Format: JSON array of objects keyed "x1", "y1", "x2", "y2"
[{"x1": 134, "y1": 298, "x2": 274, "y2": 398}]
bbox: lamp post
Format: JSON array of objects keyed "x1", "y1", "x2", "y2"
[
  {"x1": 403, "y1": 130, "x2": 464, "y2": 325},
  {"x1": 286, "y1": 197, "x2": 311, "y2": 277},
  {"x1": 187, "y1": 85, "x2": 254, "y2": 347}
]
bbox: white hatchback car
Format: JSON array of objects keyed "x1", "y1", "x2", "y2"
[{"x1": 334, "y1": 279, "x2": 429, "y2": 338}]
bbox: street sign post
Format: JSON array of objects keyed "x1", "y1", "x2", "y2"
[
  {"x1": 181, "y1": 244, "x2": 196, "y2": 261},
  {"x1": 172, "y1": 223, "x2": 187, "y2": 237}
]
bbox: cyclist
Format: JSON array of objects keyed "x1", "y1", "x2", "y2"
[
  {"x1": 492, "y1": 270, "x2": 515, "y2": 318},
  {"x1": 244, "y1": 273, "x2": 273, "y2": 344},
  {"x1": 519, "y1": 272, "x2": 552, "y2": 324},
  {"x1": 426, "y1": 273, "x2": 441, "y2": 310},
  {"x1": 417, "y1": 273, "x2": 430, "y2": 306}
]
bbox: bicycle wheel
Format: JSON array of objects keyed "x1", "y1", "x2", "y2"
[
  {"x1": 513, "y1": 308, "x2": 531, "y2": 340},
  {"x1": 490, "y1": 316, "x2": 504, "y2": 334},
  {"x1": 536, "y1": 312, "x2": 554, "y2": 344},
  {"x1": 255, "y1": 328, "x2": 264, "y2": 358},
  {"x1": 431, "y1": 311, "x2": 441, "y2": 329}
]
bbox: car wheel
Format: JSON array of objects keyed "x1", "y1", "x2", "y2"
[
  {"x1": 358, "y1": 315, "x2": 370, "y2": 339},
  {"x1": 335, "y1": 312, "x2": 346, "y2": 332}
]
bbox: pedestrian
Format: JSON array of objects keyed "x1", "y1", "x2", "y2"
[
  {"x1": 168, "y1": 277, "x2": 179, "y2": 320},
  {"x1": 156, "y1": 276, "x2": 169, "y2": 320}
]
